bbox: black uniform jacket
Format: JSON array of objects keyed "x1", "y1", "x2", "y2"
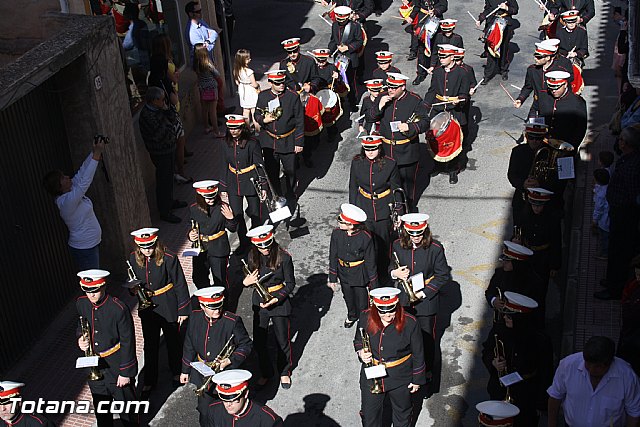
[
  {"x1": 368, "y1": 90, "x2": 430, "y2": 166},
  {"x1": 508, "y1": 143, "x2": 535, "y2": 204},
  {"x1": 349, "y1": 155, "x2": 401, "y2": 221},
  {"x1": 181, "y1": 310, "x2": 252, "y2": 386},
  {"x1": 3, "y1": 414, "x2": 55, "y2": 426},
  {"x1": 358, "y1": 95, "x2": 378, "y2": 131},
  {"x1": 429, "y1": 33, "x2": 464, "y2": 68},
  {"x1": 329, "y1": 20, "x2": 364, "y2": 68},
  {"x1": 129, "y1": 251, "x2": 191, "y2": 322},
  {"x1": 220, "y1": 137, "x2": 263, "y2": 197},
  {"x1": 372, "y1": 65, "x2": 401, "y2": 81},
  {"x1": 515, "y1": 57, "x2": 574, "y2": 106},
  {"x1": 278, "y1": 54, "x2": 321, "y2": 93},
  {"x1": 410, "y1": 0, "x2": 448, "y2": 19},
  {"x1": 424, "y1": 64, "x2": 470, "y2": 125},
  {"x1": 337, "y1": 0, "x2": 374, "y2": 21},
  {"x1": 537, "y1": 89, "x2": 587, "y2": 149},
  {"x1": 484, "y1": 264, "x2": 546, "y2": 307},
  {"x1": 328, "y1": 228, "x2": 378, "y2": 287},
  {"x1": 516, "y1": 205, "x2": 563, "y2": 270},
  {"x1": 250, "y1": 248, "x2": 296, "y2": 317},
  {"x1": 459, "y1": 62, "x2": 478, "y2": 89},
  {"x1": 479, "y1": 0, "x2": 518, "y2": 25},
  {"x1": 354, "y1": 309, "x2": 426, "y2": 392},
  {"x1": 316, "y1": 62, "x2": 338, "y2": 91},
  {"x1": 76, "y1": 294, "x2": 138, "y2": 378},
  {"x1": 556, "y1": 25, "x2": 589, "y2": 59},
  {"x1": 189, "y1": 203, "x2": 238, "y2": 257},
  {"x1": 550, "y1": 0, "x2": 595, "y2": 24},
  {"x1": 390, "y1": 239, "x2": 451, "y2": 316},
  {"x1": 255, "y1": 89, "x2": 305, "y2": 152},
  {"x1": 207, "y1": 400, "x2": 283, "y2": 427}
]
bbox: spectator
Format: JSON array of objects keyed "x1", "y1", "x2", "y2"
[
  {"x1": 619, "y1": 255, "x2": 640, "y2": 376},
  {"x1": 194, "y1": 44, "x2": 224, "y2": 137},
  {"x1": 43, "y1": 138, "x2": 104, "y2": 270},
  {"x1": 599, "y1": 150, "x2": 615, "y2": 177},
  {"x1": 592, "y1": 168, "x2": 610, "y2": 260},
  {"x1": 138, "y1": 87, "x2": 187, "y2": 224},
  {"x1": 612, "y1": 7, "x2": 629, "y2": 94},
  {"x1": 232, "y1": 49, "x2": 260, "y2": 132},
  {"x1": 122, "y1": 3, "x2": 151, "y2": 71},
  {"x1": 184, "y1": 1, "x2": 218, "y2": 64},
  {"x1": 595, "y1": 126, "x2": 640, "y2": 300},
  {"x1": 547, "y1": 336, "x2": 640, "y2": 427}
]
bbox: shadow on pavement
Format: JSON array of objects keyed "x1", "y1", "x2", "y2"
[{"x1": 283, "y1": 393, "x2": 342, "y2": 427}]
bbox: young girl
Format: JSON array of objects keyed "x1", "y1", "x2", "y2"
[
  {"x1": 194, "y1": 43, "x2": 224, "y2": 137},
  {"x1": 232, "y1": 49, "x2": 260, "y2": 131}
]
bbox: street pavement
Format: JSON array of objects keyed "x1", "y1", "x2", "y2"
[{"x1": 148, "y1": 0, "x2": 618, "y2": 425}]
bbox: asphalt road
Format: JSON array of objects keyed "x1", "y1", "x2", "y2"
[{"x1": 148, "y1": 0, "x2": 616, "y2": 424}]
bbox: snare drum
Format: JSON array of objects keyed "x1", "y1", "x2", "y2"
[
  {"x1": 303, "y1": 93, "x2": 324, "y2": 136},
  {"x1": 317, "y1": 89, "x2": 343, "y2": 127},
  {"x1": 570, "y1": 59, "x2": 585, "y2": 95},
  {"x1": 428, "y1": 112, "x2": 463, "y2": 162},
  {"x1": 399, "y1": 4, "x2": 413, "y2": 20},
  {"x1": 485, "y1": 16, "x2": 507, "y2": 58}
]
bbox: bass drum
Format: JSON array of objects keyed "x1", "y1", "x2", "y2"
[
  {"x1": 570, "y1": 58, "x2": 585, "y2": 95},
  {"x1": 428, "y1": 112, "x2": 463, "y2": 162},
  {"x1": 358, "y1": 26, "x2": 368, "y2": 57},
  {"x1": 303, "y1": 93, "x2": 324, "y2": 136},
  {"x1": 485, "y1": 16, "x2": 507, "y2": 58},
  {"x1": 317, "y1": 89, "x2": 343, "y2": 127}
]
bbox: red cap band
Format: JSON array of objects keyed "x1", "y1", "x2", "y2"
[
  {"x1": 503, "y1": 248, "x2": 529, "y2": 261},
  {"x1": 0, "y1": 387, "x2": 21, "y2": 398},
  {"x1": 250, "y1": 232, "x2": 274, "y2": 244},
  {"x1": 535, "y1": 47, "x2": 555, "y2": 55},
  {"x1": 504, "y1": 300, "x2": 534, "y2": 313},
  {"x1": 134, "y1": 234, "x2": 157, "y2": 244},
  {"x1": 404, "y1": 222, "x2": 427, "y2": 232},
  {"x1": 372, "y1": 295, "x2": 399, "y2": 306},
  {"x1": 198, "y1": 294, "x2": 224, "y2": 304},
  {"x1": 216, "y1": 381, "x2": 248, "y2": 395},
  {"x1": 479, "y1": 413, "x2": 515, "y2": 426},
  {"x1": 339, "y1": 212, "x2": 359, "y2": 224},
  {"x1": 80, "y1": 278, "x2": 106, "y2": 287}
]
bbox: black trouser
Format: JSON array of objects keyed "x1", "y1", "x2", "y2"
[
  {"x1": 606, "y1": 205, "x2": 640, "y2": 295},
  {"x1": 409, "y1": 32, "x2": 419, "y2": 55},
  {"x1": 89, "y1": 368, "x2": 139, "y2": 427},
  {"x1": 303, "y1": 134, "x2": 320, "y2": 162},
  {"x1": 361, "y1": 383, "x2": 412, "y2": 427},
  {"x1": 416, "y1": 315, "x2": 436, "y2": 377},
  {"x1": 398, "y1": 162, "x2": 419, "y2": 211},
  {"x1": 227, "y1": 191, "x2": 262, "y2": 243},
  {"x1": 341, "y1": 283, "x2": 369, "y2": 322},
  {"x1": 263, "y1": 148, "x2": 298, "y2": 201},
  {"x1": 194, "y1": 375, "x2": 217, "y2": 427},
  {"x1": 484, "y1": 26, "x2": 514, "y2": 78},
  {"x1": 417, "y1": 45, "x2": 430, "y2": 78},
  {"x1": 192, "y1": 251, "x2": 229, "y2": 290},
  {"x1": 530, "y1": 249, "x2": 551, "y2": 327},
  {"x1": 253, "y1": 308, "x2": 292, "y2": 378},
  {"x1": 140, "y1": 311, "x2": 181, "y2": 387},
  {"x1": 149, "y1": 153, "x2": 175, "y2": 216},
  {"x1": 346, "y1": 64, "x2": 359, "y2": 111},
  {"x1": 366, "y1": 218, "x2": 392, "y2": 285}
]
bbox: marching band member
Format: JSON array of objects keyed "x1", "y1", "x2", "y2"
[
  {"x1": 476, "y1": 400, "x2": 520, "y2": 427},
  {"x1": 477, "y1": 0, "x2": 519, "y2": 83},
  {"x1": 219, "y1": 115, "x2": 265, "y2": 248},
  {"x1": 311, "y1": 48, "x2": 340, "y2": 91},
  {"x1": 0, "y1": 383, "x2": 55, "y2": 427},
  {"x1": 556, "y1": 10, "x2": 589, "y2": 63},
  {"x1": 279, "y1": 38, "x2": 320, "y2": 93},
  {"x1": 537, "y1": 70, "x2": 587, "y2": 149},
  {"x1": 371, "y1": 51, "x2": 401, "y2": 81},
  {"x1": 75, "y1": 270, "x2": 139, "y2": 427},
  {"x1": 349, "y1": 135, "x2": 401, "y2": 278},
  {"x1": 359, "y1": 79, "x2": 384, "y2": 136},
  {"x1": 180, "y1": 287, "x2": 252, "y2": 426},
  {"x1": 255, "y1": 70, "x2": 305, "y2": 202},
  {"x1": 454, "y1": 47, "x2": 477, "y2": 143},
  {"x1": 549, "y1": 0, "x2": 595, "y2": 26},
  {"x1": 514, "y1": 39, "x2": 574, "y2": 117},
  {"x1": 354, "y1": 287, "x2": 425, "y2": 426},
  {"x1": 328, "y1": 6, "x2": 364, "y2": 112},
  {"x1": 481, "y1": 292, "x2": 553, "y2": 426},
  {"x1": 129, "y1": 228, "x2": 190, "y2": 396},
  {"x1": 369, "y1": 73, "x2": 429, "y2": 210},
  {"x1": 189, "y1": 181, "x2": 237, "y2": 289},
  {"x1": 407, "y1": 0, "x2": 448, "y2": 85},
  {"x1": 207, "y1": 370, "x2": 283, "y2": 426},
  {"x1": 243, "y1": 225, "x2": 296, "y2": 389},
  {"x1": 389, "y1": 213, "x2": 451, "y2": 387},
  {"x1": 424, "y1": 44, "x2": 470, "y2": 184},
  {"x1": 328, "y1": 203, "x2": 378, "y2": 328},
  {"x1": 428, "y1": 19, "x2": 464, "y2": 71}
]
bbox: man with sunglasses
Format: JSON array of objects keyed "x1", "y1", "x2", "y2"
[
  {"x1": 207, "y1": 370, "x2": 283, "y2": 426},
  {"x1": 279, "y1": 38, "x2": 321, "y2": 94},
  {"x1": 369, "y1": 73, "x2": 429, "y2": 211},
  {"x1": 514, "y1": 39, "x2": 574, "y2": 118},
  {"x1": 75, "y1": 270, "x2": 139, "y2": 427},
  {"x1": 185, "y1": 1, "x2": 219, "y2": 64},
  {"x1": 255, "y1": 70, "x2": 304, "y2": 204},
  {"x1": 180, "y1": 286, "x2": 252, "y2": 426}
]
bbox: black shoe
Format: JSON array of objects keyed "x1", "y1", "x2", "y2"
[
  {"x1": 481, "y1": 75, "x2": 493, "y2": 85},
  {"x1": 160, "y1": 213, "x2": 181, "y2": 223},
  {"x1": 449, "y1": 171, "x2": 458, "y2": 184},
  {"x1": 375, "y1": 9, "x2": 382, "y2": 16},
  {"x1": 502, "y1": 72, "x2": 509, "y2": 81},
  {"x1": 172, "y1": 200, "x2": 188, "y2": 209},
  {"x1": 593, "y1": 290, "x2": 621, "y2": 300},
  {"x1": 280, "y1": 377, "x2": 292, "y2": 389},
  {"x1": 407, "y1": 52, "x2": 417, "y2": 61},
  {"x1": 344, "y1": 319, "x2": 356, "y2": 328},
  {"x1": 480, "y1": 51, "x2": 487, "y2": 58},
  {"x1": 412, "y1": 75, "x2": 426, "y2": 86}
]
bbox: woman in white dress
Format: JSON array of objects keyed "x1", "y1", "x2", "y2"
[{"x1": 233, "y1": 49, "x2": 261, "y2": 132}]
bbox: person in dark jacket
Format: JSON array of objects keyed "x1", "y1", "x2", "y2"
[
  {"x1": 128, "y1": 228, "x2": 191, "y2": 396},
  {"x1": 180, "y1": 286, "x2": 252, "y2": 426},
  {"x1": 371, "y1": 51, "x2": 401, "y2": 81},
  {"x1": 556, "y1": 10, "x2": 589, "y2": 64},
  {"x1": 358, "y1": 79, "x2": 384, "y2": 135},
  {"x1": 354, "y1": 287, "x2": 426, "y2": 427},
  {"x1": 548, "y1": 0, "x2": 595, "y2": 26},
  {"x1": 477, "y1": 0, "x2": 519, "y2": 82},
  {"x1": 328, "y1": 203, "x2": 378, "y2": 328},
  {"x1": 279, "y1": 38, "x2": 321, "y2": 93},
  {"x1": 428, "y1": 19, "x2": 464, "y2": 70},
  {"x1": 407, "y1": 0, "x2": 448, "y2": 84},
  {"x1": 0, "y1": 381, "x2": 56, "y2": 426},
  {"x1": 243, "y1": 225, "x2": 296, "y2": 389},
  {"x1": 189, "y1": 180, "x2": 238, "y2": 290},
  {"x1": 138, "y1": 86, "x2": 186, "y2": 223},
  {"x1": 75, "y1": 269, "x2": 139, "y2": 427}
]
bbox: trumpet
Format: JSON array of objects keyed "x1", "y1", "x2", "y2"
[
  {"x1": 126, "y1": 260, "x2": 157, "y2": 312},
  {"x1": 360, "y1": 327, "x2": 383, "y2": 394},
  {"x1": 250, "y1": 164, "x2": 289, "y2": 216},
  {"x1": 493, "y1": 287, "x2": 504, "y2": 323},
  {"x1": 388, "y1": 188, "x2": 408, "y2": 232},
  {"x1": 393, "y1": 252, "x2": 421, "y2": 304},
  {"x1": 80, "y1": 316, "x2": 104, "y2": 381},
  {"x1": 241, "y1": 259, "x2": 275, "y2": 304},
  {"x1": 512, "y1": 225, "x2": 522, "y2": 244},
  {"x1": 194, "y1": 334, "x2": 236, "y2": 397},
  {"x1": 256, "y1": 106, "x2": 283, "y2": 121},
  {"x1": 183, "y1": 220, "x2": 202, "y2": 256},
  {"x1": 494, "y1": 333, "x2": 514, "y2": 403},
  {"x1": 528, "y1": 138, "x2": 575, "y2": 182}
]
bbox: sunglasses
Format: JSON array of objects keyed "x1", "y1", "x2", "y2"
[
  {"x1": 533, "y1": 54, "x2": 549, "y2": 59},
  {"x1": 363, "y1": 146, "x2": 380, "y2": 151},
  {"x1": 438, "y1": 54, "x2": 452, "y2": 59},
  {"x1": 376, "y1": 305, "x2": 398, "y2": 314}
]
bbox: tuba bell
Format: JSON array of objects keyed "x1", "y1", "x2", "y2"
[{"x1": 528, "y1": 138, "x2": 575, "y2": 182}]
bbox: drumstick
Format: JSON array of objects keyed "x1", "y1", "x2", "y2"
[
  {"x1": 356, "y1": 129, "x2": 363, "y2": 138},
  {"x1": 510, "y1": 84, "x2": 522, "y2": 90},
  {"x1": 431, "y1": 99, "x2": 466, "y2": 106},
  {"x1": 472, "y1": 79, "x2": 484, "y2": 92},
  {"x1": 354, "y1": 114, "x2": 365, "y2": 122},
  {"x1": 418, "y1": 63, "x2": 429, "y2": 72},
  {"x1": 390, "y1": 15, "x2": 406, "y2": 20},
  {"x1": 485, "y1": 5, "x2": 502, "y2": 20},
  {"x1": 467, "y1": 10, "x2": 481, "y2": 25},
  {"x1": 534, "y1": 0, "x2": 550, "y2": 14},
  {"x1": 499, "y1": 83, "x2": 516, "y2": 102},
  {"x1": 319, "y1": 14, "x2": 332, "y2": 26}
]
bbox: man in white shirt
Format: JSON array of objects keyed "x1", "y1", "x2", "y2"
[
  {"x1": 184, "y1": 1, "x2": 219, "y2": 64},
  {"x1": 547, "y1": 336, "x2": 640, "y2": 427}
]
